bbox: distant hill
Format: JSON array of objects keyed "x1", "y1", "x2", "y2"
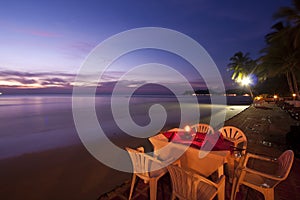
[{"x1": 183, "y1": 88, "x2": 250, "y2": 96}]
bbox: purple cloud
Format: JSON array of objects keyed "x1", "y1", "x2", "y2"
[
  {"x1": 0, "y1": 70, "x2": 75, "y2": 88},
  {"x1": 0, "y1": 70, "x2": 75, "y2": 78},
  {"x1": 41, "y1": 77, "x2": 71, "y2": 86},
  {"x1": 0, "y1": 69, "x2": 209, "y2": 95},
  {"x1": 42, "y1": 78, "x2": 67, "y2": 83},
  {"x1": 6, "y1": 77, "x2": 37, "y2": 85}
]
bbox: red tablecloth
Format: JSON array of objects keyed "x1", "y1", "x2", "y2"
[{"x1": 162, "y1": 131, "x2": 233, "y2": 151}]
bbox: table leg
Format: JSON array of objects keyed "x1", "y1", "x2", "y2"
[{"x1": 217, "y1": 165, "x2": 224, "y2": 178}]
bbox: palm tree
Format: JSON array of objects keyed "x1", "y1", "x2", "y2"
[
  {"x1": 270, "y1": 0, "x2": 300, "y2": 99},
  {"x1": 273, "y1": 0, "x2": 300, "y2": 48},
  {"x1": 227, "y1": 51, "x2": 256, "y2": 98},
  {"x1": 258, "y1": 12, "x2": 300, "y2": 99}
]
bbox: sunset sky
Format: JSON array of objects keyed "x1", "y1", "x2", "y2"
[{"x1": 0, "y1": 0, "x2": 290, "y2": 94}]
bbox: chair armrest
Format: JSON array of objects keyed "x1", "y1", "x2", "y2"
[
  {"x1": 196, "y1": 174, "x2": 225, "y2": 189},
  {"x1": 246, "y1": 152, "x2": 275, "y2": 161},
  {"x1": 243, "y1": 152, "x2": 276, "y2": 167},
  {"x1": 242, "y1": 167, "x2": 283, "y2": 181}
]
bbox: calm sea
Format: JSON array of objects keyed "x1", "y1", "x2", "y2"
[{"x1": 0, "y1": 95, "x2": 251, "y2": 159}]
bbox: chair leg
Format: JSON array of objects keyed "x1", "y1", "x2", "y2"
[
  {"x1": 218, "y1": 179, "x2": 226, "y2": 200},
  {"x1": 231, "y1": 169, "x2": 246, "y2": 200},
  {"x1": 128, "y1": 174, "x2": 137, "y2": 200},
  {"x1": 230, "y1": 177, "x2": 238, "y2": 200},
  {"x1": 171, "y1": 193, "x2": 176, "y2": 200},
  {"x1": 231, "y1": 174, "x2": 243, "y2": 200},
  {"x1": 149, "y1": 179, "x2": 158, "y2": 200},
  {"x1": 228, "y1": 157, "x2": 235, "y2": 183},
  {"x1": 263, "y1": 189, "x2": 274, "y2": 200}
]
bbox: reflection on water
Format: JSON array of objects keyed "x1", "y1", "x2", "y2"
[{"x1": 0, "y1": 95, "x2": 249, "y2": 159}]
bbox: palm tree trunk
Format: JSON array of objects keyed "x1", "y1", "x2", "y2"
[
  {"x1": 291, "y1": 70, "x2": 299, "y2": 99},
  {"x1": 247, "y1": 85, "x2": 254, "y2": 99},
  {"x1": 286, "y1": 71, "x2": 295, "y2": 94}
]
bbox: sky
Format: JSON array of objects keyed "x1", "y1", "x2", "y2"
[{"x1": 0, "y1": 0, "x2": 291, "y2": 94}]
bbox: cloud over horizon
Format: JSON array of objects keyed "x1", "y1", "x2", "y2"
[
  {"x1": 0, "y1": 70, "x2": 75, "y2": 89},
  {"x1": 0, "y1": 69, "x2": 209, "y2": 95}
]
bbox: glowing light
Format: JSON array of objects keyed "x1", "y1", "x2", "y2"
[
  {"x1": 240, "y1": 76, "x2": 251, "y2": 86},
  {"x1": 292, "y1": 93, "x2": 296, "y2": 97},
  {"x1": 274, "y1": 95, "x2": 278, "y2": 99},
  {"x1": 255, "y1": 96, "x2": 262, "y2": 100},
  {"x1": 184, "y1": 125, "x2": 191, "y2": 132}
]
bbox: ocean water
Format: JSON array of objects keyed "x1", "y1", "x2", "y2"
[{"x1": 0, "y1": 95, "x2": 250, "y2": 159}]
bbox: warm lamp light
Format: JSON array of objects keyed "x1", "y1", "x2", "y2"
[
  {"x1": 274, "y1": 95, "x2": 278, "y2": 99},
  {"x1": 293, "y1": 93, "x2": 296, "y2": 100},
  {"x1": 184, "y1": 125, "x2": 191, "y2": 132}
]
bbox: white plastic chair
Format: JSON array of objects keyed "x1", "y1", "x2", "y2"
[
  {"x1": 218, "y1": 126, "x2": 247, "y2": 182},
  {"x1": 126, "y1": 147, "x2": 168, "y2": 200},
  {"x1": 190, "y1": 123, "x2": 214, "y2": 135},
  {"x1": 218, "y1": 126, "x2": 247, "y2": 150},
  {"x1": 167, "y1": 164, "x2": 225, "y2": 200},
  {"x1": 231, "y1": 150, "x2": 294, "y2": 200}
]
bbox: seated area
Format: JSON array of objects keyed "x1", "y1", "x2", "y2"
[{"x1": 99, "y1": 122, "x2": 296, "y2": 200}]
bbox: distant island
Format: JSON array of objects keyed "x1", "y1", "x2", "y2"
[{"x1": 183, "y1": 88, "x2": 250, "y2": 96}]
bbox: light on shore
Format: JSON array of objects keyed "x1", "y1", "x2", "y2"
[{"x1": 255, "y1": 96, "x2": 262, "y2": 100}]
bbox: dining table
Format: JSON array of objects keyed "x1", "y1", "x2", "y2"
[{"x1": 149, "y1": 128, "x2": 235, "y2": 200}]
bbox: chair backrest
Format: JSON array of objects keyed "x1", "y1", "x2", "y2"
[
  {"x1": 191, "y1": 123, "x2": 214, "y2": 135},
  {"x1": 167, "y1": 164, "x2": 218, "y2": 200},
  {"x1": 126, "y1": 147, "x2": 152, "y2": 178},
  {"x1": 167, "y1": 164, "x2": 199, "y2": 199},
  {"x1": 218, "y1": 126, "x2": 247, "y2": 148},
  {"x1": 276, "y1": 150, "x2": 294, "y2": 179},
  {"x1": 126, "y1": 147, "x2": 164, "y2": 178}
]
